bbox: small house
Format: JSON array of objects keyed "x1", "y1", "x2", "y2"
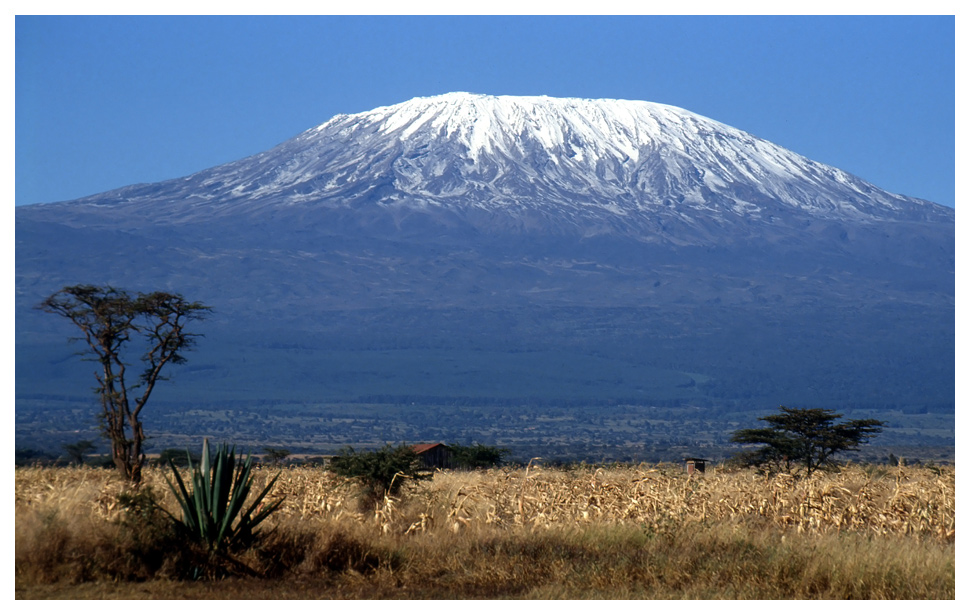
[
  {"x1": 411, "y1": 443, "x2": 451, "y2": 469},
  {"x1": 684, "y1": 457, "x2": 710, "y2": 475}
]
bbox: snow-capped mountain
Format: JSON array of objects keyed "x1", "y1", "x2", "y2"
[
  {"x1": 33, "y1": 93, "x2": 950, "y2": 239},
  {"x1": 15, "y1": 93, "x2": 954, "y2": 427},
  {"x1": 273, "y1": 92, "x2": 941, "y2": 219}
]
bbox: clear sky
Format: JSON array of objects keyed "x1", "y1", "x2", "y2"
[{"x1": 15, "y1": 14, "x2": 956, "y2": 208}]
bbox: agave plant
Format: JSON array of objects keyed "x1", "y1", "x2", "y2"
[{"x1": 164, "y1": 439, "x2": 284, "y2": 552}]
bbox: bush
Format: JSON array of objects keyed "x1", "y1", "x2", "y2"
[
  {"x1": 155, "y1": 447, "x2": 201, "y2": 468},
  {"x1": 329, "y1": 444, "x2": 431, "y2": 505},
  {"x1": 262, "y1": 447, "x2": 291, "y2": 465},
  {"x1": 62, "y1": 440, "x2": 96, "y2": 465},
  {"x1": 15, "y1": 449, "x2": 56, "y2": 466},
  {"x1": 112, "y1": 486, "x2": 187, "y2": 579},
  {"x1": 449, "y1": 443, "x2": 509, "y2": 469}
]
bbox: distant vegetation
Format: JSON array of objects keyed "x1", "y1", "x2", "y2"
[
  {"x1": 61, "y1": 440, "x2": 96, "y2": 466},
  {"x1": 16, "y1": 284, "x2": 952, "y2": 471},
  {"x1": 449, "y1": 442, "x2": 509, "y2": 469},
  {"x1": 262, "y1": 447, "x2": 291, "y2": 465},
  {"x1": 155, "y1": 448, "x2": 201, "y2": 468},
  {"x1": 19, "y1": 302, "x2": 954, "y2": 428},
  {"x1": 16, "y1": 400, "x2": 953, "y2": 470}
]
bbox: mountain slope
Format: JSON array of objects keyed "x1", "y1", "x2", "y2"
[{"x1": 15, "y1": 93, "x2": 954, "y2": 451}]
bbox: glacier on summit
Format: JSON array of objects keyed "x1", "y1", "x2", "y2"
[{"x1": 43, "y1": 93, "x2": 949, "y2": 240}]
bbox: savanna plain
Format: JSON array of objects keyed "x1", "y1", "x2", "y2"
[{"x1": 15, "y1": 461, "x2": 954, "y2": 599}]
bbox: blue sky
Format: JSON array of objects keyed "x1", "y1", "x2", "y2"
[{"x1": 15, "y1": 15, "x2": 955, "y2": 208}]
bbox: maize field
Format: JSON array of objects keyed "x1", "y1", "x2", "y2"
[{"x1": 14, "y1": 462, "x2": 955, "y2": 599}]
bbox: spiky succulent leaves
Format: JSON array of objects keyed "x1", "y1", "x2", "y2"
[
  {"x1": 228, "y1": 463, "x2": 284, "y2": 548},
  {"x1": 214, "y1": 448, "x2": 272, "y2": 548},
  {"x1": 163, "y1": 440, "x2": 213, "y2": 546},
  {"x1": 191, "y1": 438, "x2": 223, "y2": 546},
  {"x1": 164, "y1": 455, "x2": 200, "y2": 536},
  {"x1": 236, "y1": 470, "x2": 285, "y2": 531},
  {"x1": 164, "y1": 438, "x2": 284, "y2": 551}
]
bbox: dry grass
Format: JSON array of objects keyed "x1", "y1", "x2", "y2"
[{"x1": 14, "y1": 462, "x2": 955, "y2": 599}]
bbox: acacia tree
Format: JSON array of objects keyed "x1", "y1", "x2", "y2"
[
  {"x1": 62, "y1": 439, "x2": 96, "y2": 465},
  {"x1": 40, "y1": 285, "x2": 209, "y2": 484},
  {"x1": 262, "y1": 447, "x2": 291, "y2": 465},
  {"x1": 730, "y1": 406, "x2": 884, "y2": 477}
]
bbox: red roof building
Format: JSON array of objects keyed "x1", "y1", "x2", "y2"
[{"x1": 411, "y1": 443, "x2": 451, "y2": 469}]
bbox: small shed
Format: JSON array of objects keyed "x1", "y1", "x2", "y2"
[
  {"x1": 411, "y1": 443, "x2": 451, "y2": 469},
  {"x1": 684, "y1": 457, "x2": 710, "y2": 475}
]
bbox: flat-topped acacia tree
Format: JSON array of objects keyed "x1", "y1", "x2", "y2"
[
  {"x1": 730, "y1": 406, "x2": 885, "y2": 477},
  {"x1": 40, "y1": 285, "x2": 209, "y2": 484}
]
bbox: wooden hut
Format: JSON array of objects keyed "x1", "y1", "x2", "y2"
[{"x1": 411, "y1": 443, "x2": 451, "y2": 469}]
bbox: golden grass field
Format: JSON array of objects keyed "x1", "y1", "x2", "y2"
[{"x1": 15, "y1": 462, "x2": 955, "y2": 599}]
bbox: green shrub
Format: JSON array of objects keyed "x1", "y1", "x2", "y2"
[
  {"x1": 61, "y1": 440, "x2": 96, "y2": 465},
  {"x1": 329, "y1": 444, "x2": 431, "y2": 504},
  {"x1": 262, "y1": 447, "x2": 290, "y2": 465},
  {"x1": 155, "y1": 447, "x2": 201, "y2": 467},
  {"x1": 449, "y1": 443, "x2": 509, "y2": 469}
]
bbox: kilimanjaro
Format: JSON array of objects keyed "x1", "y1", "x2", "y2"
[{"x1": 15, "y1": 93, "x2": 954, "y2": 456}]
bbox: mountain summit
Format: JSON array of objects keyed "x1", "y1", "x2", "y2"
[
  {"x1": 33, "y1": 93, "x2": 950, "y2": 239},
  {"x1": 15, "y1": 94, "x2": 954, "y2": 448},
  {"x1": 294, "y1": 92, "x2": 941, "y2": 220}
]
